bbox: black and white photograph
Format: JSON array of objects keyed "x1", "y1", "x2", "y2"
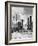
[
  {"x1": 11, "y1": 7, "x2": 33, "y2": 40},
  {"x1": 5, "y1": 1, "x2": 37, "y2": 45}
]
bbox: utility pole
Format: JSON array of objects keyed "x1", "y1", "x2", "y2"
[
  {"x1": 16, "y1": 14, "x2": 17, "y2": 21},
  {"x1": 22, "y1": 19, "x2": 24, "y2": 29}
]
